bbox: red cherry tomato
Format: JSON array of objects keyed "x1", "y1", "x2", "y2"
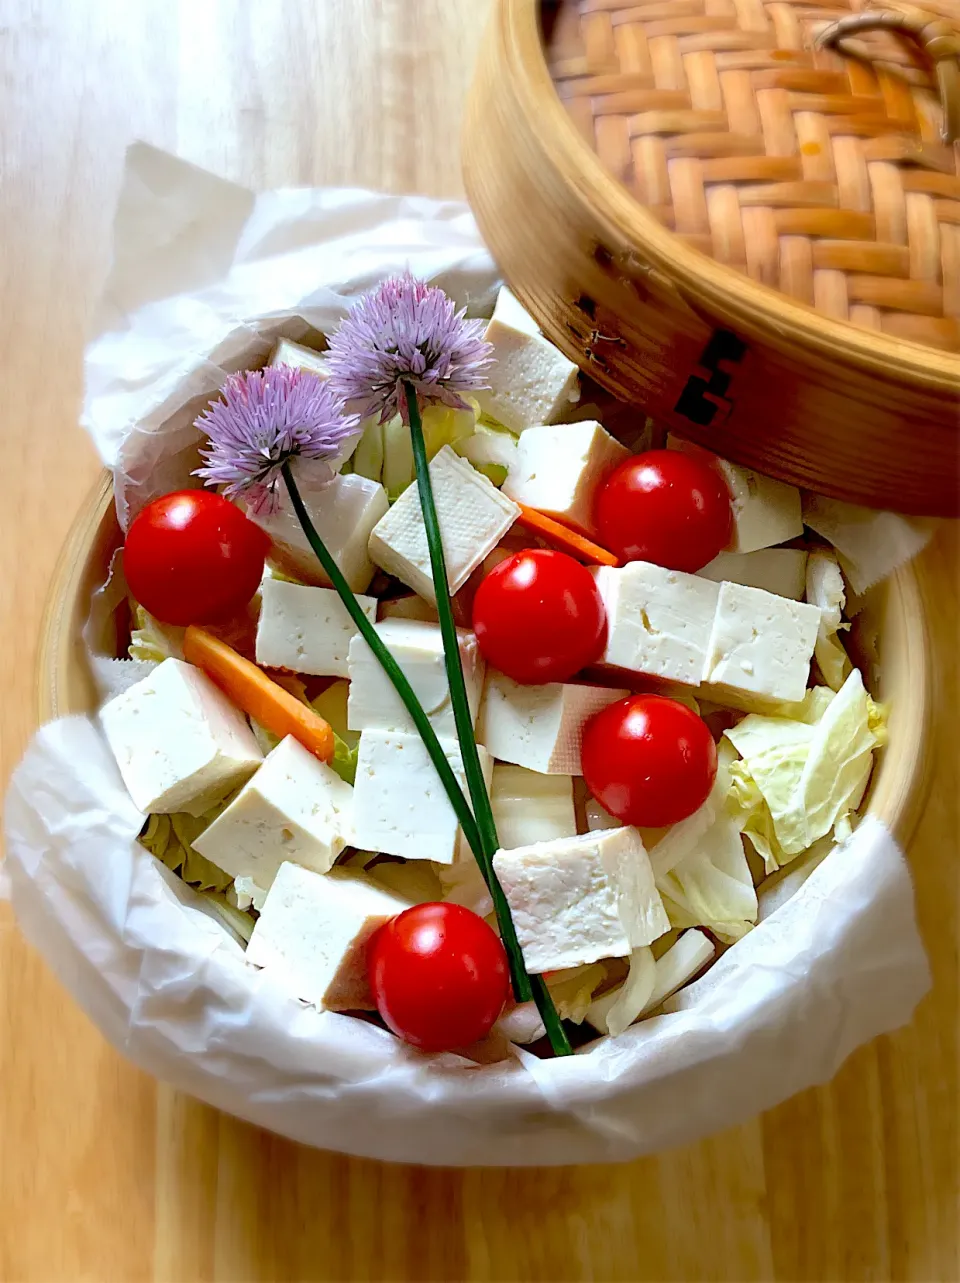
[
  {"x1": 595, "y1": 449, "x2": 733, "y2": 572},
  {"x1": 124, "y1": 490, "x2": 269, "y2": 626},
  {"x1": 581, "y1": 694, "x2": 717, "y2": 828},
  {"x1": 368, "y1": 903, "x2": 509, "y2": 1052},
  {"x1": 471, "y1": 549, "x2": 606, "y2": 684}
]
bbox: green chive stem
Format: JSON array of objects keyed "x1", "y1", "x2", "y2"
[
  {"x1": 281, "y1": 462, "x2": 483, "y2": 859},
  {"x1": 404, "y1": 385, "x2": 571, "y2": 1054}
]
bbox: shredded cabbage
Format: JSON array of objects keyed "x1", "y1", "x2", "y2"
[
  {"x1": 199, "y1": 891, "x2": 256, "y2": 944},
  {"x1": 806, "y1": 550, "x2": 851, "y2": 691},
  {"x1": 454, "y1": 422, "x2": 518, "y2": 486},
  {"x1": 139, "y1": 805, "x2": 234, "y2": 892},
  {"x1": 545, "y1": 963, "x2": 608, "y2": 1023},
  {"x1": 349, "y1": 402, "x2": 479, "y2": 499},
  {"x1": 586, "y1": 948, "x2": 656, "y2": 1036},
  {"x1": 128, "y1": 605, "x2": 184, "y2": 663},
  {"x1": 656, "y1": 814, "x2": 758, "y2": 943},
  {"x1": 725, "y1": 669, "x2": 884, "y2": 872}
]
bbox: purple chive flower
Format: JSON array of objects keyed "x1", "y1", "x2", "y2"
[
  {"x1": 326, "y1": 271, "x2": 494, "y2": 424},
  {"x1": 194, "y1": 366, "x2": 358, "y2": 515}
]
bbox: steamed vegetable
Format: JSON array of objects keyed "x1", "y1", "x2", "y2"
[
  {"x1": 806, "y1": 550, "x2": 851, "y2": 691},
  {"x1": 124, "y1": 490, "x2": 268, "y2": 625},
  {"x1": 514, "y1": 504, "x2": 619, "y2": 567},
  {"x1": 725, "y1": 669, "x2": 884, "y2": 872},
  {"x1": 183, "y1": 625, "x2": 335, "y2": 763}
]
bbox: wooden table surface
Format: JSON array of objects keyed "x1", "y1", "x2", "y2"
[{"x1": 0, "y1": 3, "x2": 957, "y2": 1280}]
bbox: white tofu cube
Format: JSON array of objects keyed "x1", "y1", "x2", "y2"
[
  {"x1": 267, "y1": 343, "x2": 365, "y2": 474},
  {"x1": 351, "y1": 729, "x2": 493, "y2": 864},
  {"x1": 592, "y1": 562, "x2": 720, "y2": 686},
  {"x1": 492, "y1": 827, "x2": 670, "y2": 973},
  {"x1": 491, "y1": 764, "x2": 577, "y2": 849},
  {"x1": 478, "y1": 672, "x2": 627, "y2": 774},
  {"x1": 246, "y1": 862, "x2": 411, "y2": 1011},
  {"x1": 347, "y1": 619, "x2": 485, "y2": 737},
  {"x1": 250, "y1": 462, "x2": 388, "y2": 593},
  {"x1": 255, "y1": 578, "x2": 377, "y2": 678},
  {"x1": 668, "y1": 435, "x2": 803, "y2": 553},
  {"x1": 100, "y1": 658, "x2": 262, "y2": 816},
  {"x1": 268, "y1": 338, "x2": 331, "y2": 379},
  {"x1": 697, "y1": 549, "x2": 808, "y2": 600},
  {"x1": 502, "y1": 421, "x2": 630, "y2": 536},
  {"x1": 367, "y1": 445, "x2": 518, "y2": 602},
  {"x1": 702, "y1": 581, "x2": 821, "y2": 703},
  {"x1": 192, "y1": 735, "x2": 354, "y2": 885},
  {"x1": 475, "y1": 290, "x2": 581, "y2": 432},
  {"x1": 491, "y1": 285, "x2": 541, "y2": 336}
]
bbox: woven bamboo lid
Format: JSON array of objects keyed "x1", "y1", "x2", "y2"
[{"x1": 544, "y1": 0, "x2": 960, "y2": 351}]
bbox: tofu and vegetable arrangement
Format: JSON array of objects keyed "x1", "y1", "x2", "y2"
[{"x1": 101, "y1": 276, "x2": 886, "y2": 1060}]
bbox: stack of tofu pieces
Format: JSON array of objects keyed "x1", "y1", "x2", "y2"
[{"x1": 98, "y1": 292, "x2": 827, "y2": 1044}]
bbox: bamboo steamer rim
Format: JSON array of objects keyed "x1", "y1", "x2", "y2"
[
  {"x1": 500, "y1": 0, "x2": 960, "y2": 392},
  {"x1": 38, "y1": 471, "x2": 935, "y2": 858}
]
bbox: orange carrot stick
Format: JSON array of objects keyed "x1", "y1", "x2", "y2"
[
  {"x1": 514, "y1": 504, "x2": 620, "y2": 567},
  {"x1": 183, "y1": 625, "x2": 334, "y2": 763}
]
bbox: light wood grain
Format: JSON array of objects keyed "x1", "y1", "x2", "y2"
[{"x1": 0, "y1": 2, "x2": 956, "y2": 1280}]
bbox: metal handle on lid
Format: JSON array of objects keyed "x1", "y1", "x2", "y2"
[{"x1": 817, "y1": 6, "x2": 960, "y2": 143}]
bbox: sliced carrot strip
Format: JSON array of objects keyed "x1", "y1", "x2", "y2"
[
  {"x1": 183, "y1": 625, "x2": 334, "y2": 764},
  {"x1": 514, "y1": 504, "x2": 620, "y2": 567}
]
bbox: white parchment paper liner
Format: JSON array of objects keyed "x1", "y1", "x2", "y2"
[{"x1": 2, "y1": 144, "x2": 931, "y2": 1165}]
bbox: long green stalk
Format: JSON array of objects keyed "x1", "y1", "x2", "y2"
[
  {"x1": 404, "y1": 384, "x2": 571, "y2": 1055},
  {"x1": 281, "y1": 462, "x2": 482, "y2": 859}
]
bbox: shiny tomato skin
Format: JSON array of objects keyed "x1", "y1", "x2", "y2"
[
  {"x1": 471, "y1": 549, "x2": 607, "y2": 684},
  {"x1": 595, "y1": 449, "x2": 733, "y2": 572},
  {"x1": 581, "y1": 694, "x2": 718, "y2": 828},
  {"x1": 124, "y1": 490, "x2": 269, "y2": 626},
  {"x1": 367, "y1": 903, "x2": 510, "y2": 1052}
]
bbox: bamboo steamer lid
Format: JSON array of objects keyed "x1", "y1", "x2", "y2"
[{"x1": 463, "y1": 0, "x2": 960, "y2": 514}]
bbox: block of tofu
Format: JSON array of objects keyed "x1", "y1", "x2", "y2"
[
  {"x1": 702, "y1": 581, "x2": 821, "y2": 703},
  {"x1": 492, "y1": 827, "x2": 670, "y2": 973},
  {"x1": 268, "y1": 337, "x2": 331, "y2": 379},
  {"x1": 586, "y1": 928, "x2": 715, "y2": 1032},
  {"x1": 100, "y1": 658, "x2": 262, "y2": 816},
  {"x1": 491, "y1": 764, "x2": 578, "y2": 850},
  {"x1": 192, "y1": 735, "x2": 354, "y2": 885},
  {"x1": 592, "y1": 562, "x2": 720, "y2": 686},
  {"x1": 255, "y1": 578, "x2": 377, "y2": 678},
  {"x1": 668, "y1": 435, "x2": 803, "y2": 553},
  {"x1": 367, "y1": 445, "x2": 519, "y2": 602},
  {"x1": 491, "y1": 284, "x2": 541, "y2": 336},
  {"x1": 267, "y1": 342, "x2": 366, "y2": 474},
  {"x1": 245, "y1": 862, "x2": 411, "y2": 1011},
  {"x1": 475, "y1": 289, "x2": 580, "y2": 432},
  {"x1": 351, "y1": 729, "x2": 493, "y2": 864},
  {"x1": 347, "y1": 619, "x2": 485, "y2": 737},
  {"x1": 250, "y1": 462, "x2": 388, "y2": 593},
  {"x1": 502, "y1": 421, "x2": 630, "y2": 536},
  {"x1": 697, "y1": 548, "x2": 808, "y2": 600},
  {"x1": 478, "y1": 672, "x2": 627, "y2": 774}
]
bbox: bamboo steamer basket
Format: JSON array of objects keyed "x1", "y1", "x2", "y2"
[
  {"x1": 38, "y1": 472, "x2": 934, "y2": 861},
  {"x1": 462, "y1": 0, "x2": 960, "y2": 515}
]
